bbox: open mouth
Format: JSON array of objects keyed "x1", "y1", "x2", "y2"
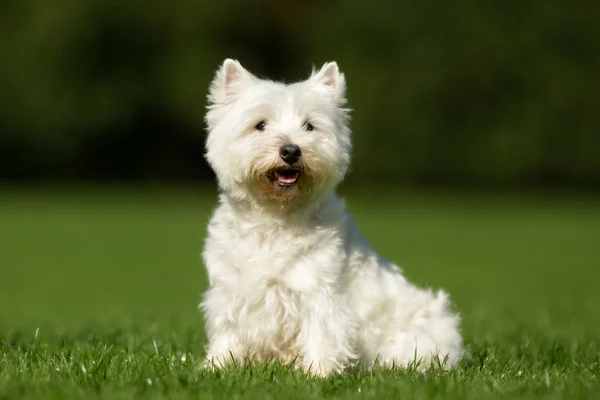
[{"x1": 268, "y1": 168, "x2": 302, "y2": 188}]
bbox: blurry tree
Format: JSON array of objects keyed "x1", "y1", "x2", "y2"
[{"x1": 0, "y1": 0, "x2": 598, "y2": 186}]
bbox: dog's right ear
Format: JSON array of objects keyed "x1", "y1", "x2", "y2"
[{"x1": 207, "y1": 59, "x2": 255, "y2": 106}]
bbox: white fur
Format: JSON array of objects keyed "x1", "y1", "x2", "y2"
[{"x1": 200, "y1": 59, "x2": 464, "y2": 376}]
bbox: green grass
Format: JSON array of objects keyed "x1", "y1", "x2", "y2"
[{"x1": 1, "y1": 187, "x2": 599, "y2": 399}]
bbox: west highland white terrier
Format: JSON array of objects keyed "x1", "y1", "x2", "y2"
[{"x1": 200, "y1": 59, "x2": 464, "y2": 376}]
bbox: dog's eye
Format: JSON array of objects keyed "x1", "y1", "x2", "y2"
[
  {"x1": 255, "y1": 121, "x2": 267, "y2": 131},
  {"x1": 303, "y1": 122, "x2": 314, "y2": 132}
]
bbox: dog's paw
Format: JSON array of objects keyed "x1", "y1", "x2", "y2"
[
  {"x1": 201, "y1": 353, "x2": 236, "y2": 371},
  {"x1": 201, "y1": 357, "x2": 222, "y2": 371},
  {"x1": 299, "y1": 357, "x2": 344, "y2": 377}
]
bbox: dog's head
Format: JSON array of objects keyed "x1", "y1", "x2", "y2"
[{"x1": 205, "y1": 60, "x2": 351, "y2": 210}]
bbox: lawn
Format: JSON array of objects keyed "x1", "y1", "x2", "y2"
[{"x1": 0, "y1": 187, "x2": 599, "y2": 399}]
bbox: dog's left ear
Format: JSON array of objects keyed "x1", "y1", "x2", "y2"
[{"x1": 311, "y1": 62, "x2": 347, "y2": 103}]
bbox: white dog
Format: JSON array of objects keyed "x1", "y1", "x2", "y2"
[{"x1": 200, "y1": 59, "x2": 463, "y2": 376}]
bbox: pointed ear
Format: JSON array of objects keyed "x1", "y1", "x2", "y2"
[
  {"x1": 207, "y1": 59, "x2": 256, "y2": 106},
  {"x1": 311, "y1": 61, "x2": 347, "y2": 103}
]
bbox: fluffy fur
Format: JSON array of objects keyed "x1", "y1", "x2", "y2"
[{"x1": 200, "y1": 59, "x2": 464, "y2": 376}]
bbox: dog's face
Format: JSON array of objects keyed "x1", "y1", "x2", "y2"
[{"x1": 205, "y1": 60, "x2": 351, "y2": 209}]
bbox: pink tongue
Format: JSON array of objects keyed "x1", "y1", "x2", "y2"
[{"x1": 277, "y1": 171, "x2": 298, "y2": 184}]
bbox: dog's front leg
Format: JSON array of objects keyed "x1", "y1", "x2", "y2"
[
  {"x1": 296, "y1": 291, "x2": 357, "y2": 377},
  {"x1": 201, "y1": 285, "x2": 248, "y2": 369}
]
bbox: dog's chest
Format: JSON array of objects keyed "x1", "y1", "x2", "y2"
[{"x1": 226, "y1": 224, "x2": 332, "y2": 292}]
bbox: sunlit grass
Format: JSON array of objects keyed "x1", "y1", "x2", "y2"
[{"x1": 0, "y1": 187, "x2": 599, "y2": 399}]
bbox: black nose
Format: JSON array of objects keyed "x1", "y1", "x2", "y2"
[{"x1": 279, "y1": 144, "x2": 302, "y2": 165}]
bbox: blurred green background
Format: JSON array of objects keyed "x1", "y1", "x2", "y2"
[
  {"x1": 0, "y1": 0, "x2": 599, "y2": 347},
  {"x1": 1, "y1": 0, "x2": 598, "y2": 186}
]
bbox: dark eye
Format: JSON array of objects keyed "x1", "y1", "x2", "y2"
[
  {"x1": 303, "y1": 122, "x2": 314, "y2": 131},
  {"x1": 255, "y1": 121, "x2": 267, "y2": 131}
]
